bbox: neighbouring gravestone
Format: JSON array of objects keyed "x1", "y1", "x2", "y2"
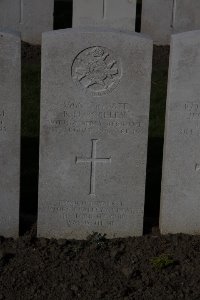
[
  {"x1": 38, "y1": 28, "x2": 152, "y2": 239},
  {"x1": 141, "y1": 0, "x2": 174, "y2": 45},
  {"x1": 173, "y1": 0, "x2": 200, "y2": 34},
  {"x1": 0, "y1": 31, "x2": 21, "y2": 237},
  {"x1": 160, "y1": 30, "x2": 200, "y2": 234},
  {"x1": 73, "y1": 0, "x2": 136, "y2": 31},
  {"x1": 141, "y1": 0, "x2": 200, "y2": 45},
  {"x1": 0, "y1": 0, "x2": 54, "y2": 44}
]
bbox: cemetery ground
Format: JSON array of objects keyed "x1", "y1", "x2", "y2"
[{"x1": 0, "y1": 44, "x2": 200, "y2": 299}]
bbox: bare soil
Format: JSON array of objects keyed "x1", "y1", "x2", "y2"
[{"x1": 0, "y1": 232, "x2": 200, "y2": 299}]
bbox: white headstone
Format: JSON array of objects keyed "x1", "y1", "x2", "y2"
[
  {"x1": 73, "y1": 0, "x2": 136, "y2": 31},
  {"x1": 160, "y1": 30, "x2": 200, "y2": 234},
  {"x1": 173, "y1": 0, "x2": 200, "y2": 34},
  {"x1": 38, "y1": 28, "x2": 152, "y2": 239},
  {"x1": 0, "y1": 0, "x2": 54, "y2": 44},
  {"x1": 141, "y1": 0, "x2": 200, "y2": 45},
  {"x1": 141, "y1": 0, "x2": 174, "y2": 45},
  {"x1": 0, "y1": 31, "x2": 21, "y2": 237}
]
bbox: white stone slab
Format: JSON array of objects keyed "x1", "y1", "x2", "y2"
[
  {"x1": 73, "y1": 0, "x2": 136, "y2": 31},
  {"x1": 0, "y1": 31, "x2": 21, "y2": 237},
  {"x1": 0, "y1": 0, "x2": 54, "y2": 44},
  {"x1": 0, "y1": 1, "x2": 20, "y2": 29},
  {"x1": 160, "y1": 30, "x2": 200, "y2": 234},
  {"x1": 141, "y1": 0, "x2": 173, "y2": 45},
  {"x1": 38, "y1": 28, "x2": 152, "y2": 239},
  {"x1": 21, "y1": 0, "x2": 54, "y2": 44},
  {"x1": 141, "y1": 0, "x2": 200, "y2": 45},
  {"x1": 173, "y1": 0, "x2": 200, "y2": 34}
]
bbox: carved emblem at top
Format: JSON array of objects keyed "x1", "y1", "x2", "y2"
[{"x1": 72, "y1": 46, "x2": 122, "y2": 96}]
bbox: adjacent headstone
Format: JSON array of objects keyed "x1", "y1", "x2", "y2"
[
  {"x1": 173, "y1": 0, "x2": 200, "y2": 34},
  {"x1": 0, "y1": 1, "x2": 20, "y2": 29},
  {"x1": 73, "y1": 0, "x2": 136, "y2": 31},
  {"x1": 0, "y1": 31, "x2": 21, "y2": 237},
  {"x1": 0, "y1": 0, "x2": 54, "y2": 44},
  {"x1": 141, "y1": 0, "x2": 200, "y2": 45},
  {"x1": 160, "y1": 30, "x2": 200, "y2": 234},
  {"x1": 38, "y1": 28, "x2": 152, "y2": 239},
  {"x1": 141, "y1": 0, "x2": 174, "y2": 45}
]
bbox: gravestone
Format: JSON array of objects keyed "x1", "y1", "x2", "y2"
[
  {"x1": 173, "y1": 0, "x2": 200, "y2": 34},
  {"x1": 0, "y1": 0, "x2": 54, "y2": 44},
  {"x1": 38, "y1": 28, "x2": 152, "y2": 239},
  {"x1": 141, "y1": 0, "x2": 200, "y2": 45},
  {"x1": 73, "y1": 0, "x2": 136, "y2": 31},
  {"x1": 0, "y1": 1, "x2": 20, "y2": 29},
  {"x1": 0, "y1": 31, "x2": 21, "y2": 237},
  {"x1": 160, "y1": 30, "x2": 200, "y2": 234},
  {"x1": 141, "y1": 0, "x2": 174, "y2": 45}
]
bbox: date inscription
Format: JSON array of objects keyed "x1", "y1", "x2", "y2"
[{"x1": 42, "y1": 200, "x2": 138, "y2": 228}]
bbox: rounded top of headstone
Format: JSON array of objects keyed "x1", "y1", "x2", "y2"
[{"x1": 42, "y1": 27, "x2": 153, "y2": 44}]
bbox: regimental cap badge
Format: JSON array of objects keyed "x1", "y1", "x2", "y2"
[{"x1": 72, "y1": 46, "x2": 122, "y2": 97}]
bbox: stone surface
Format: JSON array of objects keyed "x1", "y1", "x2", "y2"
[
  {"x1": 38, "y1": 28, "x2": 152, "y2": 239},
  {"x1": 141, "y1": 0, "x2": 200, "y2": 45},
  {"x1": 173, "y1": 0, "x2": 200, "y2": 34},
  {"x1": 0, "y1": 1, "x2": 20, "y2": 29},
  {"x1": 141, "y1": 0, "x2": 173, "y2": 45},
  {"x1": 160, "y1": 30, "x2": 200, "y2": 234},
  {"x1": 0, "y1": 31, "x2": 21, "y2": 237},
  {"x1": 0, "y1": 0, "x2": 54, "y2": 44},
  {"x1": 73, "y1": 0, "x2": 136, "y2": 31}
]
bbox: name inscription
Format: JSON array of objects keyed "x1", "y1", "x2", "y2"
[
  {"x1": 47, "y1": 101, "x2": 144, "y2": 136},
  {"x1": 178, "y1": 102, "x2": 200, "y2": 137}
]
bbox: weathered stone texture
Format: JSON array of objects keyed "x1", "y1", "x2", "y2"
[
  {"x1": 73, "y1": 0, "x2": 136, "y2": 31},
  {"x1": 38, "y1": 28, "x2": 152, "y2": 239},
  {"x1": 160, "y1": 30, "x2": 200, "y2": 234},
  {"x1": 0, "y1": 0, "x2": 54, "y2": 44},
  {"x1": 0, "y1": 31, "x2": 21, "y2": 237},
  {"x1": 141, "y1": 0, "x2": 173, "y2": 45},
  {"x1": 141, "y1": 0, "x2": 200, "y2": 45}
]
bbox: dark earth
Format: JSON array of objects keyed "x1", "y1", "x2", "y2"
[
  {"x1": 1, "y1": 5, "x2": 200, "y2": 299},
  {"x1": 1, "y1": 231, "x2": 200, "y2": 300}
]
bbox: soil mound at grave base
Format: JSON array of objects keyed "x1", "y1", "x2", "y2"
[{"x1": 0, "y1": 231, "x2": 200, "y2": 299}]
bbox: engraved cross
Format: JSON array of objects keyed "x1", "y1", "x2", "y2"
[
  {"x1": 76, "y1": 139, "x2": 111, "y2": 196},
  {"x1": 171, "y1": 0, "x2": 177, "y2": 29}
]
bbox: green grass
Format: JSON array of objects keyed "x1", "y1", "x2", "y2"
[
  {"x1": 87, "y1": 232, "x2": 107, "y2": 246},
  {"x1": 150, "y1": 254, "x2": 176, "y2": 269},
  {"x1": 22, "y1": 63, "x2": 41, "y2": 137}
]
